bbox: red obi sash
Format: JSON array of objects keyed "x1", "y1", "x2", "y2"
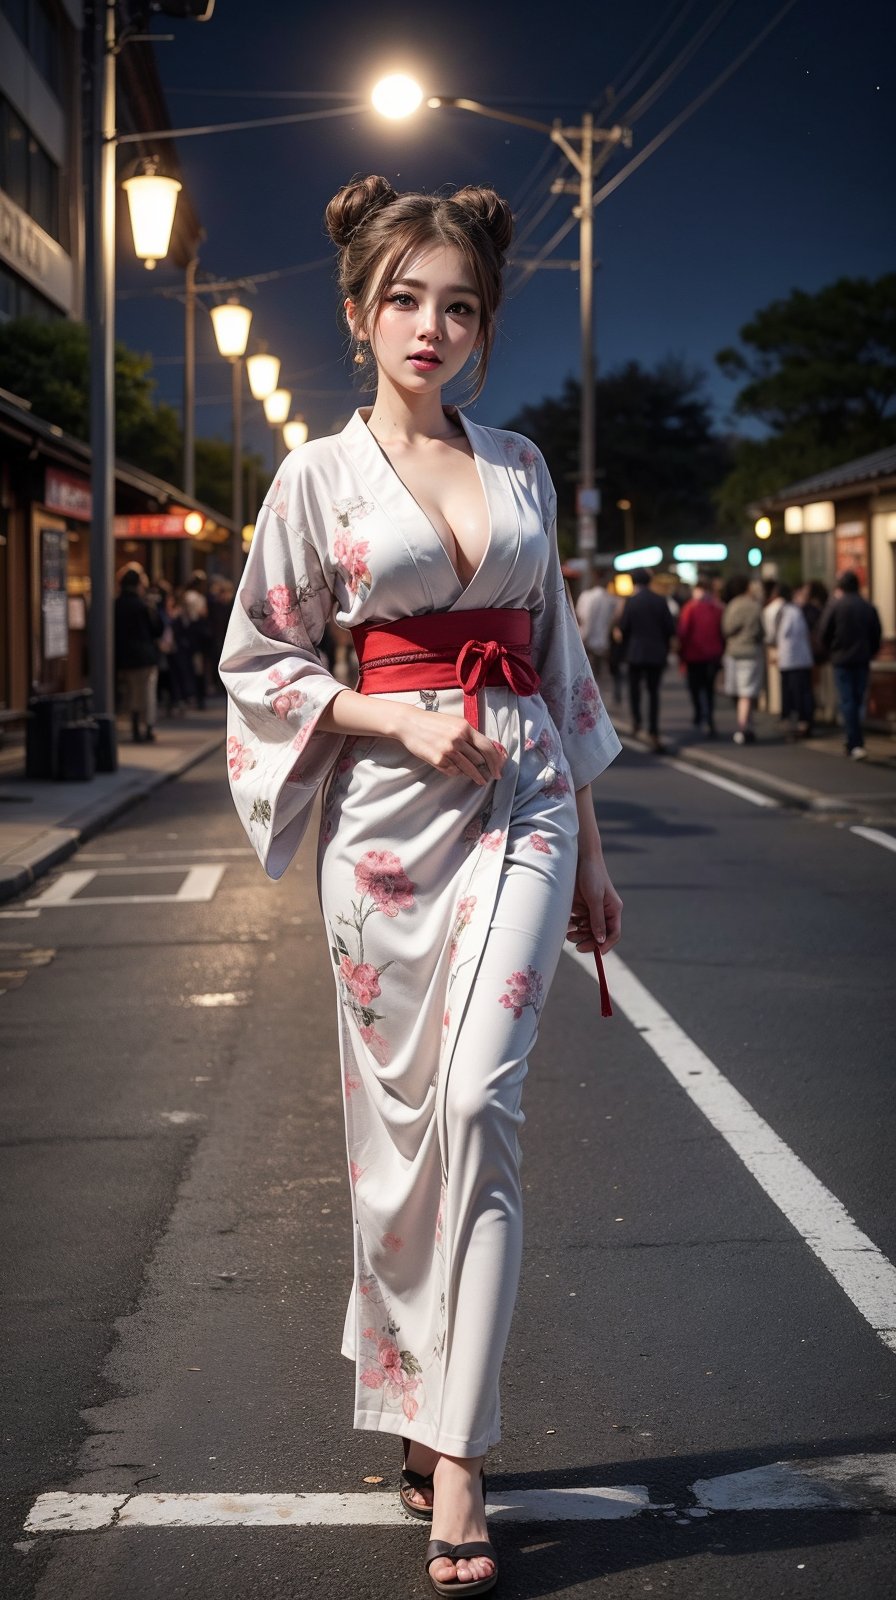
[
  {"x1": 352, "y1": 607, "x2": 539, "y2": 733},
  {"x1": 351, "y1": 607, "x2": 613, "y2": 1020}
]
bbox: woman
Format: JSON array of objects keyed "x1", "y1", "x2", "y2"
[
  {"x1": 220, "y1": 176, "x2": 622, "y2": 1596},
  {"x1": 721, "y1": 575, "x2": 765, "y2": 744},
  {"x1": 773, "y1": 583, "x2": 815, "y2": 738}
]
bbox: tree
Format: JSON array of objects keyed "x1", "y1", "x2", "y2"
[
  {"x1": 715, "y1": 274, "x2": 896, "y2": 520},
  {"x1": 505, "y1": 359, "x2": 732, "y2": 556}
]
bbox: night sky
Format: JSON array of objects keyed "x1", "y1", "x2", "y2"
[{"x1": 115, "y1": 0, "x2": 895, "y2": 473}]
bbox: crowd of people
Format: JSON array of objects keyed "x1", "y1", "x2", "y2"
[
  {"x1": 113, "y1": 564, "x2": 235, "y2": 744},
  {"x1": 576, "y1": 566, "x2": 883, "y2": 759}
]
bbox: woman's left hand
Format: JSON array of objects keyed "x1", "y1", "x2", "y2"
[{"x1": 566, "y1": 855, "x2": 623, "y2": 955}]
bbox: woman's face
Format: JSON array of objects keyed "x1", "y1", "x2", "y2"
[{"x1": 349, "y1": 243, "x2": 483, "y2": 395}]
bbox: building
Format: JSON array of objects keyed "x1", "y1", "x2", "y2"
[
  {"x1": 1, "y1": 3, "x2": 218, "y2": 734},
  {"x1": 755, "y1": 445, "x2": 896, "y2": 725}
]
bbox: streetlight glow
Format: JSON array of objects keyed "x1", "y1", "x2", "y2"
[
  {"x1": 613, "y1": 545, "x2": 663, "y2": 572},
  {"x1": 672, "y1": 542, "x2": 728, "y2": 563},
  {"x1": 754, "y1": 517, "x2": 772, "y2": 540},
  {"x1": 246, "y1": 350, "x2": 281, "y2": 401},
  {"x1": 122, "y1": 166, "x2": 181, "y2": 270},
  {"x1": 372, "y1": 73, "x2": 424, "y2": 119},
  {"x1": 211, "y1": 299, "x2": 253, "y2": 360},
  {"x1": 184, "y1": 511, "x2": 204, "y2": 536},
  {"x1": 264, "y1": 388, "x2": 292, "y2": 425},
  {"x1": 283, "y1": 416, "x2": 309, "y2": 451}
]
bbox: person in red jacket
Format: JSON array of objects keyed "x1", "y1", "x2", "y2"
[{"x1": 678, "y1": 577, "x2": 725, "y2": 737}]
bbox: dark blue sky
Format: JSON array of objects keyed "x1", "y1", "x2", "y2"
[{"x1": 115, "y1": 0, "x2": 894, "y2": 467}]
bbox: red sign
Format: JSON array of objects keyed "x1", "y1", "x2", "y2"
[
  {"x1": 45, "y1": 467, "x2": 92, "y2": 521},
  {"x1": 835, "y1": 524, "x2": 867, "y2": 589},
  {"x1": 113, "y1": 514, "x2": 188, "y2": 539}
]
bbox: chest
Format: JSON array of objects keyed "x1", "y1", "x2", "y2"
[{"x1": 381, "y1": 441, "x2": 490, "y2": 587}]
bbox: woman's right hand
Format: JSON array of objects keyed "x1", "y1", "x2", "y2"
[{"x1": 392, "y1": 706, "x2": 506, "y2": 787}]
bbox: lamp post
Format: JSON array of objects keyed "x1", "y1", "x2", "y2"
[
  {"x1": 617, "y1": 498, "x2": 634, "y2": 550},
  {"x1": 372, "y1": 77, "x2": 629, "y2": 558},
  {"x1": 263, "y1": 387, "x2": 292, "y2": 472},
  {"x1": 210, "y1": 298, "x2": 253, "y2": 584}
]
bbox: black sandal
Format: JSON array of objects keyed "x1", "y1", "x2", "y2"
[
  {"x1": 425, "y1": 1539, "x2": 499, "y2": 1596},
  {"x1": 399, "y1": 1437, "x2": 434, "y2": 1521}
]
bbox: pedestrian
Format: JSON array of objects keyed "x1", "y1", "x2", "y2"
[
  {"x1": 772, "y1": 584, "x2": 815, "y2": 738},
  {"x1": 617, "y1": 566, "x2": 675, "y2": 751},
  {"x1": 575, "y1": 565, "x2": 616, "y2": 685},
  {"x1": 221, "y1": 173, "x2": 623, "y2": 1598},
  {"x1": 819, "y1": 570, "x2": 882, "y2": 758},
  {"x1": 114, "y1": 564, "x2": 162, "y2": 743},
  {"x1": 677, "y1": 576, "x2": 724, "y2": 737},
  {"x1": 207, "y1": 576, "x2": 234, "y2": 695},
  {"x1": 721, "y1": 576, "x2": 765, "y2": 744},
  {"x1": 150, "y1": 578, "x2": 186, "y2": 717},
  {"x1": 182, "y1": 569, "x2": 212, "y2": 709}
]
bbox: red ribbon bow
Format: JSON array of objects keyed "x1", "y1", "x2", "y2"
[{"x1": 455, "y1": 639, "x2": 541, "y2": 731}]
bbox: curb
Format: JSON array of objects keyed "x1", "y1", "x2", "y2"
[
  {"x1": 0, "y1": 733, "x2": 225, "y2": 906},
  {"x1": 620, "y1": 736, "x2": 860, "y2": 814}
]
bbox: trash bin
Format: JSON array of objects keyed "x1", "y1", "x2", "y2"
[
  {"x1": 58, "y1": 721, "x2": 96, "y2": 782},
  {"x1": 25, "y1": 690, "x2": 96, "y2": 779}
]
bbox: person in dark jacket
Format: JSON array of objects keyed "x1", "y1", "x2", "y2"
[
  {"x1": 819, "y1": 571, "x2": 883, "y2": 758},
  {"x1": 617, "y1": 567, "x2": 676, "y2": 750},
  {"x1": 114, "y1": 565, "x2": 163, "y2": 742},
  {"x1": 677, "y1": 577, "x2": 724, "y2": 736}
]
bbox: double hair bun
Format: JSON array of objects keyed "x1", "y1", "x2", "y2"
[{"x1": 325, "y1": 175, "x2": 513, "y2": 255}]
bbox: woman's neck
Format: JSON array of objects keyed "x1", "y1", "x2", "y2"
[{"x1": 364, "y1": 373, "x2": 460, "y2": 445}]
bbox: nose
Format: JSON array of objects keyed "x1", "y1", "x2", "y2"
[{"x1": 416, "y1": 303, "x2": 442, "y2": 341}]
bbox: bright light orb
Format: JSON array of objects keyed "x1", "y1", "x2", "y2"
[
  {"x1": 264, "y1": 388, "x2": 291, "y2": 426},
  {"x1": 748, "y1": 548, "x2": 763, "y2": 568},
  {"x1": 246, "y1": 351, "x2": 281, "y2": 401},
  {"x1": 613, "y1": 545, "x2": 663, "y2": 573},
  {"x1": 184, "y1": 511, "x2": 204, "y2": 537},
  {"x1": 211, "y1": 300, "x2": 253, "y2": 360},
  {"x1": 283, "y1": 417, "x2": 309, "y2": 451},
  {"x1": 372, "y1": 74, "x2": 424, "y2": 119},
  {"x1": 123, "y1": 170, "x2": 181, "y2": 270},
  {"x1": 754, "y1": 517, "x2": 772, "y2": 540}
]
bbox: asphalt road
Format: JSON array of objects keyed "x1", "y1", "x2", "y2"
[{"x1": 1, "y1": 742, "x2": 894, "y2": 1599}]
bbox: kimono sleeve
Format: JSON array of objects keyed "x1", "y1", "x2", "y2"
[
  {"x1": 530, "y1": 456, "x2": 621, "y2": 787},
  {"x1": 219, "y1": 492, "x2": 345, "y2": 879}
]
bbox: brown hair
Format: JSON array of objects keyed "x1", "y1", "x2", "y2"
[{"x1": 324, "y1": 174, "x2": 513, "y2": 402}]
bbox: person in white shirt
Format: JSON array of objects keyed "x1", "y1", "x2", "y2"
[{"x1": 576, "y1": 567, "x2": 617, "y2": 685}]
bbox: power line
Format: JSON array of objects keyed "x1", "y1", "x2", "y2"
[
  {"x1": 116, "y1": 255, "x2": 332, "y2": 301},
  {"x1": 621, "y1": 0, "x2": 735, "y2": 125},
  {"x1": 593, "y1": 0, "x2": 802, "y2": 208},
  {"x1": 594, "y1": 0, "x2": 698, "y2": 120},
  {"x1": 507, "y1": 212, "x2": 578, "y2": 296}
]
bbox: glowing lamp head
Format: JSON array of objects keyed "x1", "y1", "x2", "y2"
[
  {"x1": 263, "y1": 388, "x2": 291, "y2": 426},
  {"x1": 246, "y1": 351, "x2": 281, "y2": 401},
  {"x1": 183, "y1": 511, "x2": 204, "y2": 537},
  {"x1": 123, "y1": 167, "x2": 181, "y2": 270},
  {"x1": 748, "y1": 548, "x2": 763, "y2": 568},
  {"x1": 372, "y1": 73, "x2": 424, "y2": 119},
  {"x1": 754, "y1": 517, "x2": 772, "y2": 540},
  {"x1": 211, "y1": 299, "x2": 253, "y2": 360},
  {"x1": 283, "y1": 417, "x2": 309, "y2": 451}
]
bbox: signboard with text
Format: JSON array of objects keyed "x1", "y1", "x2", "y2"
[
  {"x1": 40, "y1": 528, "x2": 69, "y2": 661},
  {"x1": 113, "y1": 514, "x2": 188, "y2": 539}
]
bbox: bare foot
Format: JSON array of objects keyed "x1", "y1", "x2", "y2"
[
  {"x1": 429, "y1": 1454, "x2": 494, "y2": 1586},
  {"x1": 403, "y1": 1437, "x2": 439, "y2": 1510}
]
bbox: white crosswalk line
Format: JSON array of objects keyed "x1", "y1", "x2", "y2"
[{"x1": 567, "y1": 947, "x2": 896, "y2": 1356}]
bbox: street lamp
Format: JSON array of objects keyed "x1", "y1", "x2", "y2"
[
  {"x1": 211, "y1": 297, "x2": 252, "y2": 583},
  {"x1": 371, "y1": 75, "x2": 629, "y2": 559},
  {"x1": 616, "y1": 498, "x2": 634, "y2": 550},
  {"x1": 263, "y1": 387, "x2": 291, "y2": 471},
  {"x1": 122, "y1": 161, "x2": 182, "y2": 270},
  {"x1": 246, "y1": 347, "x2": 281, "y2": 401},
  {"x1": 283, "y1": 416, "x2": 309, "y2": 452}
]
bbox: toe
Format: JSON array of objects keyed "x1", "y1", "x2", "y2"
[{"x1": 431, "y1": 1557, "x2": 457, "y2": 1584}]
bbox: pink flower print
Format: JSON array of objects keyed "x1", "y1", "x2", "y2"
[
  {"x1": 291, "y1": 721, "x2": 313, "y2": 755},
  {"x1": 529, "y1": 832, "x2": 552, "y2": 854},
  {"x1": 333, "y1": 530, "x2": 372, "y2": 597},
  {"x1": 541, "y1": 769, "x2": 570, "y2": 800},
  {"x1": 572, "y1": 674, "x2": 601, "y2": 734},
  {"x1": 524, "y1": 737, "x2": 536, "y2": 750},
  {"x1": 442, "y1": 1009, "x2": 451, "y2": 1038},
  {"x1": 382, "y1": 1233, "x2": 404, "y2": 1253},
  {"x1": 274, "y1": 495, "x2": 288, "y2": 519},
  {"x1": 271, "y1": 688, "x2": 307, "y2": 720},
  {"x1": 448, "y1": 894, "x2": 477, "y2": 965},
  {"x1": 402, "y1": 1391, "x2": 420, "y2": 1422},
  {"x1": 361, "y1": 1326, "x2": 376, "y2": 1339},
  {"x1": 266, "y1": 583, "x2": 294, "y2": 617},
  {"x1": 359, "y1": 1364, "x2": 385, "y2": 1390},
  {"x1": 354, "y1": 850, "x2": 416, "y2": 917},
  {"x1": 339, "y1": 956, "x2": 382, "y2": 1007},
  {"x1": 499, "y1": 964, "x2": 545, "y2": 1020},
  {"x1": 479, "y1": 828, "x2": 506, "y2": 852},
  {"x1": 268, "y1": 665, "x2": 288, "y2": 686},
  {"x1": 519, "y1": 446, "x2": 537, "y2": 468},
  {"x1": 350, "y1": 1161, "x2": 365, "y2": 1188},
  {"x1": 226, "y1": 735, "x2": 257, "y2": 781},
  {"x1": 435, "y1": 1184, "x2": 446, "y2": 1246},
  {"x1": 344, "y1": 1073, "x2": 362, "y2": 1099},
  {"x1": 502, "y1": 436, "x2": 516, "y2": 455},
  {"x1": 359, "y1": 1023, "x2": 390, "y2": 1066},
  {"x1": 535, "y1": 726, "x2": 559, "y2": 763}
]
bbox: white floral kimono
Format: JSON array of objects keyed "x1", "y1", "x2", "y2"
[{"x1": 220, "y1": 407, "x2": 620, "y2": 1456}]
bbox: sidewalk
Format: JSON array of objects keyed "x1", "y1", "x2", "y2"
[
  {"x1": 0, "y1": 709, "x2": 226, "y2": 904},
  {"x1": 613, "y1": 670, "x2": 896, "y2": 820}
]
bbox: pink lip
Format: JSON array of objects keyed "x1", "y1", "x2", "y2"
[{"x1": 409, "y1": 352, "x2": 441, "y2": 364}]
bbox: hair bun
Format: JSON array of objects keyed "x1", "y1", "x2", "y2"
[
  {"x1": 325, "y1": 174, "x2": 398, "y2": 248},
  {"x1": 451, "y1": 186, "x2": 514, "y2": 254}
]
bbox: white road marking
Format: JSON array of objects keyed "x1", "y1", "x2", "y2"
[
  {"x1": 25, "y1": 863, "x2": 226, "y2": 908},
  {"x1": 692, "y1": 1453, "x2": 896, "y2": 1511},
  {"x1": 78, "y1": 848, "x2": 252, "y2": 861},
  {"x1": 665, "y1": 758, "x2": 779, "y2": 808},
  {"x1": 187, "y1": 991, "x2": 250, "y2": 1008},
  {"x1": 850, "y1": 825, "x2": 896, "y2": 856},
  {"x1": 23, "y1": 1454, "x2": 896, "y2": 1534},
  {"x1": 0, "y1": 910, "x2": 41, "y2": 920},
  {"x1": 568, "y1": 948, "x2": 896, "y2": 1356}
]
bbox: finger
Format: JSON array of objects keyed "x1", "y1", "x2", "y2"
[
  {"x1": 590, "y1": 900, "x2": 607, "y2": 946},
  {"x1": 451, "y1": 748, "x2": 488, "y2": 786},
  {"x1": 470, "y1": 736, "x2": 504, "y2": 781}
]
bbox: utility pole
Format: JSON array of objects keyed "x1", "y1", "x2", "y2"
[
  {"x1": 181, "y1": 253, "x2": 198, "y2": 585},
  {"x1": 231, "y1": 357, "x2": 243, "y2": 585}
]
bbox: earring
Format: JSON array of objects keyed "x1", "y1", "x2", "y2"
[{"x1": 353, "y1": 342, "x2": 366, "y2": 366}]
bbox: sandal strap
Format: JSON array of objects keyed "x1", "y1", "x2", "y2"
[
  {"x1": 401, "y1": 1466, "x2": 434, "y2": 1491},
  {"x1": 425, "y1": 1540, "x2": 496, "y2": 1570}
]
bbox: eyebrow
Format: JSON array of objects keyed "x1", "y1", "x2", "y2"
[{"x1": 390, "y1": 277, "x2": 481, "y2": 297}]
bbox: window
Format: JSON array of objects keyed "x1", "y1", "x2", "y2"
[
  {"x1": 0, "y1": 95, "x2": 61, "y2": 242},
  {"x1": 0, "y1": 1, "x2": 63, "y2": 97},
  {"x1": 0, "y1": 260, "x2": 64, "y2": 322}
]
